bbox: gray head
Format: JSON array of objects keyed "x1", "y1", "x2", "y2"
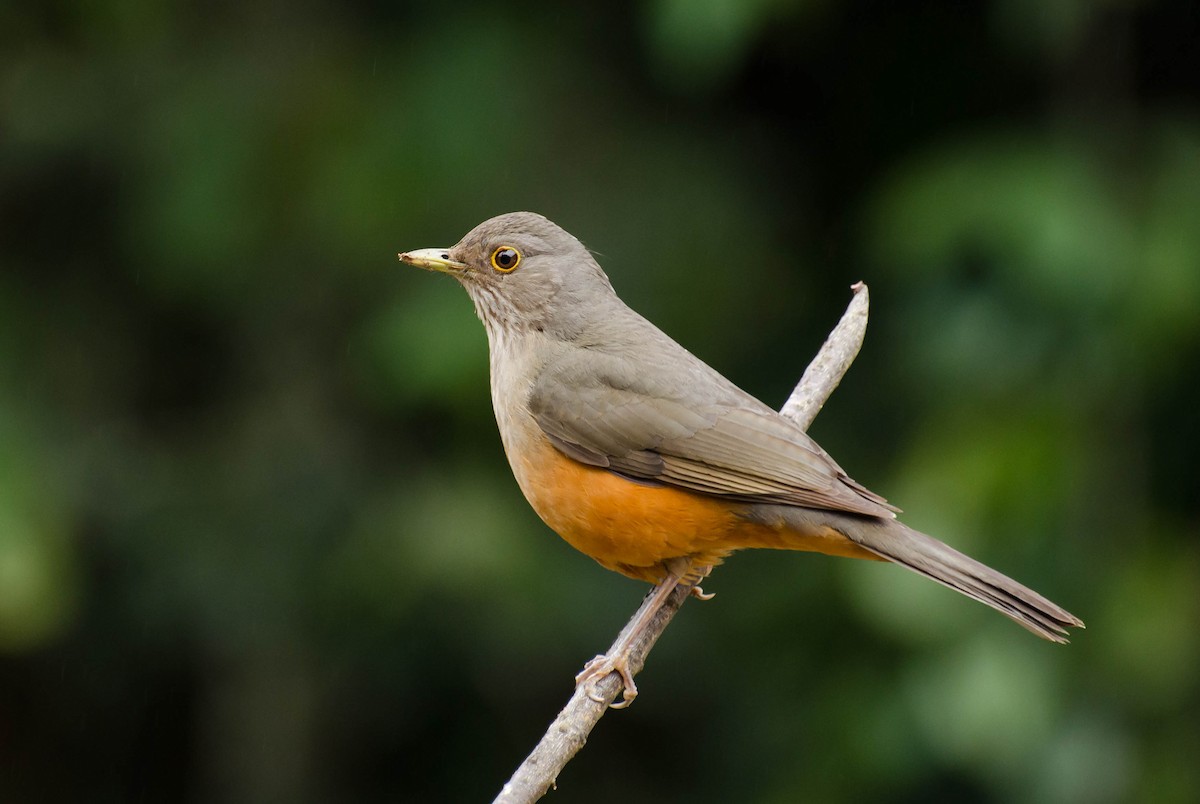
[{"x1": 398, "y1": 212, "x2": 616, "y2": 337}]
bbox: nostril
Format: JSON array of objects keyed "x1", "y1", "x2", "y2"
[{"x1": 441, "y1": 253, "x2": 450, "y2": 260}]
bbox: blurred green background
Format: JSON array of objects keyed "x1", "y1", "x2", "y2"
[{"x1": 2, "y1": 0, "x2": 1198, "y2": 802}]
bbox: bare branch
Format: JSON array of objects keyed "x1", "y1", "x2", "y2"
[
  {"x1": 494, "y1": 581, "x2": 692, "y2": 804},
  {"x1": 493, "y1": 284, "x2": 871, "y2": 804},
  {"x1": 779, "y1": 281, "x2": 870, "y2": 430}
]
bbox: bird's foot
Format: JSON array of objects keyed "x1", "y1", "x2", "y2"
[
  {"x1": 576, "y1": 653, "x2": 638, "y2": 709},
  {"x1": 688, "y1": 564, "x2": 715, "y2": 600}
]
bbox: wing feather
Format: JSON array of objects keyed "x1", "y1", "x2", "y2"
[{"x1": 529, "y1": 352, "x2": 897, "y2": 518}]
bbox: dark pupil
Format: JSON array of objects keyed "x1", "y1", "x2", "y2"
[{"x1": 497, "y1": 249, "x2": 515, "y2": 267}]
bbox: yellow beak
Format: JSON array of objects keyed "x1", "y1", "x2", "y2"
[{"x1": 397, "y1": 248, "x2": 468, "y2": 275}]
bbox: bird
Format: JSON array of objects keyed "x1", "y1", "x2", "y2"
[{"x1": 397, "y1": 211, "x2": 1082, "y2": 707}]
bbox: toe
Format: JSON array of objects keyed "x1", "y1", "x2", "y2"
[{"x1": 574, "y1": 653, "x2": 639, "y2": 708}]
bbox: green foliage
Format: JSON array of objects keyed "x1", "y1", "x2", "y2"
[{"x1": 1, "y1": 1, "x2": 1197, "y2": 802}]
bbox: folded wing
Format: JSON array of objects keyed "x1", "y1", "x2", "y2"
[{"x1": 529, "y1": 352, "x2": 897, "y2": 519}]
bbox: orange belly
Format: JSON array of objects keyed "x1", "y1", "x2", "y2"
[{"x1": 509, "y1": 433, "x2": 879, "y2": 582}]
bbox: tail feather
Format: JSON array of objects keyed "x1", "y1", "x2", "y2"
[{"x1": 838, "y1": 518, "x2": 1084, "y2": 642}]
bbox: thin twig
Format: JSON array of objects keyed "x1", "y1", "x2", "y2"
[
  {"x1": 780, "y1": 282, "x2": 869, "y2": 430},
  {"x1": 493, "y1": 283, "x2": 871, "y2": 804}
]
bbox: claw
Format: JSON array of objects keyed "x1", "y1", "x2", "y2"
[
  {"x1": 686, "y1": 564, "x2": 715, "y2": 600},
  {"x1": 573, "y1": 654, "x2": 604, "y2": 684},
  {"x1": 576, "y1": 653, "x2": 639, "y2": 708},
  {"x1": 570, "y1": 564, "x2": 702, "y2": 709}
]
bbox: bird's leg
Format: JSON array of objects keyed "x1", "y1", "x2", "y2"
[{"x1": 576, "y1": 559, "x2": 694, "y2": 709}]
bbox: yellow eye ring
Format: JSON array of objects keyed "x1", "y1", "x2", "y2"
[{"x1": 490, "y1": 246, "x2": 521, "y2": 273}]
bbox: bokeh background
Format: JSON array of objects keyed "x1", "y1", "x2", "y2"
[{"x1": 2, "y1": 1, "x2": 1199, "y2": 802}]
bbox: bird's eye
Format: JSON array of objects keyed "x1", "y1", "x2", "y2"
[{"x1": 490, "y1": 246, "x2": 521, "y2": 273}]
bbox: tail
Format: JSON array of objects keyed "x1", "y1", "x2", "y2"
[{"x1": 835, "y1": 516, "x2": 1084, "y2": 642}]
